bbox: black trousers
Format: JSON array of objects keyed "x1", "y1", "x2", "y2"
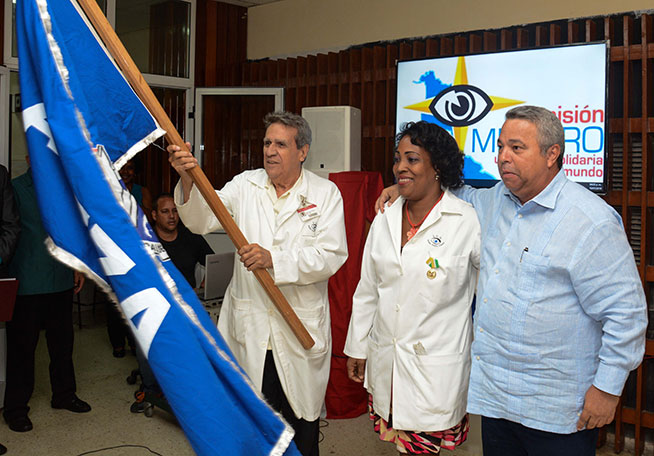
[
  {"x1": 482, "y1": 416, "x2": 600, "y2": 456},
  {"x1": 105, "y1": 302, "x2": 134, "y2": 350},
  {"x1": 3, "y1": 289, "x2": 77, "y2": 419},
  {"x1": 261, "y1": 350, "x2": 320, "y2": 456}
]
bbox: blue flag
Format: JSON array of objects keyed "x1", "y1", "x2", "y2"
[{"x1": 16, "y1": 1, "x2": 299, "y2": 454}]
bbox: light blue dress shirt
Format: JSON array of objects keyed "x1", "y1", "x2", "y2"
[{"x1": 455, "y1": 169, "x2": 647, "y2": 434}]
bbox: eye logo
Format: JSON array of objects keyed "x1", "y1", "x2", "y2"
[
  {"x1": 403, "y1": 56, "x2": 524, "y2": 150},
  {"x1": 429, "y1": 85, "x2": 493, "y2": 127}
]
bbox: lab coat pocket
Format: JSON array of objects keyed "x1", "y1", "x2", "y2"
[
  {"x1": 229, "y1": 293, "x2": 252, "y2": 345},
  {"x1": 417, "y1": 255, "x2": 469, "y2": 307},
  {"x1": 409, "y1": 351, "x2": 470, "y2": 415},
  {"x1": 294, "y1": 305, "x2": 329, "y2": 357}
]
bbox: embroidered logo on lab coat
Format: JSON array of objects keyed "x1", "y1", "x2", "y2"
[{"x1": 428, "y1": 235, "x2": 443, "y2": 247}]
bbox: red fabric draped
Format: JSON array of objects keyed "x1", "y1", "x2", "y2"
[{"x1": 326, "y1": 171, "x2": 383, "y2": 419}]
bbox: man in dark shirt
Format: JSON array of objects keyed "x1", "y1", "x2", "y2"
[
  {"x1": 152, "y1": 193, "x2": 213, "y2": 288},
  {"x1": 130, "y1": 193, "x2": 213, "y2": 413}
]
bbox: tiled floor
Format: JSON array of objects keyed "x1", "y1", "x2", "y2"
[{"x1": 0, "y1": 307, "x2": 633, "y2": 455}]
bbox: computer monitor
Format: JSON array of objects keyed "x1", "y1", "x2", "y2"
[{"x1": 203, "y1": 252, "x2": 234, "y2": 300}]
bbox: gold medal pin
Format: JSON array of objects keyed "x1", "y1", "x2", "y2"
[{"x1": 426, "y1": 257, "x2": 439, "y2": 279}]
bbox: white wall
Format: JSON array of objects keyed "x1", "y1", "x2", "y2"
[{"x1": 247, "y1": 0, "x2": 653, "y2": 60}]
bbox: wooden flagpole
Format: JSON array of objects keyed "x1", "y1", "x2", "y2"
[{"x1": 76, "y1": 0, "x2": 314, "y2": 349}]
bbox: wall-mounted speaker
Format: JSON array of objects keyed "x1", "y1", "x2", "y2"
[{"x1": 301, "y1": 106, "x2": 361, "y2": 177}]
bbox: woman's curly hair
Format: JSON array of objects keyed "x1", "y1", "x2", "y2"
[{"x1": 395, "y1": 121, "x2": 464, "y2": 189}]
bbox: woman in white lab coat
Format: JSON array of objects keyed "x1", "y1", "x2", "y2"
[{"x1": 344, "y1": 121, "x2": 480, "y2": 455}]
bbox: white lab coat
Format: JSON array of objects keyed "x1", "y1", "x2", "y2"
[
  {"x1": 175, "y1": 169, "x2": 348, "y2": 420},
  {"x1": 344, "y1": 190, "x2": 480, "y2": 431}
]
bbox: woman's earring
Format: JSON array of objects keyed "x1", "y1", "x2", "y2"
[{"x1": 434, "y1": 174, "x2": 439, "y2": 181}]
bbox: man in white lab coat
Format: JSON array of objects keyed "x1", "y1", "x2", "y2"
[{"x1": 168, "y1": 111, "x2": 348, "y2": 456}]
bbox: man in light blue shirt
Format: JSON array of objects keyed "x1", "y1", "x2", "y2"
[{"x1": 379, "y1": 106, "x2": 647, "y2": 455}]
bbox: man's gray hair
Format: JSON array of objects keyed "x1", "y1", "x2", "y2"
[
  {"x1": 263, "y1": 111, "x2": 312, "y2": 150},
  {"x1": 505, "y1": 105, "x2": 565, "y2": 168}
]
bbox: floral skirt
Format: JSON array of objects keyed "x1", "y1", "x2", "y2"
[{"x1": 368, "y1": 395, "x2": 469, "y2": 454}]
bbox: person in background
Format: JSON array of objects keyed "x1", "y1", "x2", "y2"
[
  {"x1": 151, "y1": 193, "x2": 213, "y2": 289},
  {"x1": 106, "y1": 158, "x2": 153, "y2": 358},
  {"x1": 345, "y1": 121, "x2": 480, "y2": 455},
  {"x1": 0, "y1": 164, "x2": 20, "y2": 455},
  {"x1": 376, "y1": 106, "x2": 647, "y2": 456},
  {"x1": 168, "y1": 111, "x2": 348, "y2": 456},
  {"x1": 119, "y1": 158, "x2": 152, "y2": 217},
  {"x1": 4, "y1": 160, "x2": 90, "y2": 434},
  {"x1": 130, "y1": 192, "x2": 215, "y2": 414}
]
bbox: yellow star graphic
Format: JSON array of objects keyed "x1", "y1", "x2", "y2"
[{"x1": 403, "y1": 56, "x2": 524, "y2": 149}]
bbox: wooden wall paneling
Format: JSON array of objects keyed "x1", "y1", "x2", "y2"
[
  {"x1": 454, "y1": 35, "x2": 467, "y2": 55},
  {"x1": 614, "y1": 16, "x2": 633, "y2": 454},
  {"x1": 398, "y1": 42, "x2": 412, "y2": 60},
  {"x1": 250, "y1": 61, "x2": 262, "y2": 86},
  {"x1": 296, "y1": 56, "x2": 307, "y2": 111},
  {"x1": 412, "y1": 41, "x2": 425, "y2": 59},
  {"x1": 285, "y1": 58, "x2": 297, "y2": 113},
  {"x1": 386, "y1": 44, "x2": 399, "y2": 183},
  {"x1": 361, "y1": 47, "x2": 374, "y2": 174},
  {"x1": 635, "y1": 16, "x2": 651, "y2": 456},
  {"x1": 500, "y1": 29, "x2": 512, "y2": 50},
  {"x1": 215, "y1": 2, "x2": 229, "y2": 82},
  {"x1": 241, "y1": 61, "x2": 251, "y2": 86},
  {"x1": 440, "y1": 37, "x2": 453, "y2": 55},
  {"x1": 516, "y1": 28, "x2": 529, "y2": 49},
  {"x1": 327, "y1": 52, "x2": 339, "y2": 105},
  {"x1": 469, "y1": 34, "x2": 482, "y2": 53},
  {"x1": 549, "y1": 24, "x2": 562, "y2": 45},
  {"x1": 425, "y1": 38, "x2": 440, "y2": 57},
  {"x1": 306, "y1": 54, "x2": 318, "y2": 108},
  {"x1": 195, "y1": 0, "x2": 246, "y2": 87},
  {"x1": 348, "y1": 48, "x2": 362, "y2": 112},
  {"x1": 585, "y1": 19, "x2": 598, "y2": 43},
  {"x1": 373, "y1": 46, "x2": 386, "y2": 126},
  {"x1": 483, "y1": 31, "x2": 497, "y2": 52},
  {"x1": 534, "y1": 25, "x2": 548, "y2": 47},
  {"x1": 568, "y1": 21, "x2": 580, "y2": 44},
  {"x1": 338, "y1": 51, "x2": 350, "y2": 105},
  {"x1": 264, "y1": 61, "x2": 282, "y2": 87},
  {"x1": 317, "y1": 53, "x2": 328, "y2": 106},
  {"x1": 372, "y1": 46, "x2": 388, "y2": 180},
  {"x1": 622, "y1": 16, "x2": 633, "y2": 227}
]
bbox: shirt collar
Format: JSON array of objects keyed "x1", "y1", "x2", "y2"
[{"x1": 503, "y1": 169, "x2": 567, "y2": 209}]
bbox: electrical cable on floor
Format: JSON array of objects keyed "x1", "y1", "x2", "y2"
[
  {"x1": 318, "y1": 418, "x2": 329, "y2": 443},
  {"x1": 76, "y1": 444, "x2": 163, "y2": 455}
]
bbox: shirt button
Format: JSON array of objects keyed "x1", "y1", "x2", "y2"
[
  {"x1": 260, "y1": 341, "x2": 267, "y2": 349},
  {"x1": 392, "y1": 338, "x2": 397, "y2": 344},
  {"x1": 506, "y1": 241, "x2": 511, "y2": 246},
  {"x1": 518, "y1": 214, "x2": 523, "y2": 219},
  {"x1": 494, "y1": 269, "x2": 499, "y2": 274},
  {"x1": 479, "y1": 328, "x2": 484, "y2": 333},
  {"x1": 483, "y1": 298, "x2": 488, "y2": 303},
  {"x1": 268, "y1": 309, "x2": 274, "y2": 315},
  {"x1": 395, "y1": 305, "x2": 400, "y2": 312},
  {"x1": 476, "y1": 356, "x2": 480, "y2": 360}
]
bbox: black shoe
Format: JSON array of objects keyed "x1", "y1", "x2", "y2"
[
  {"x1": 5, "y1": 415, "x2": 33, "y2": 432},
  {"x1": 0, "y1": 442, "x2": 6, "y2": 454},
  {"x1": 51, "y1": 395, "x2": 91, "y2": 413},
  {"x1": 112, "y1": 347, "x2": 126, "y2": 358}
]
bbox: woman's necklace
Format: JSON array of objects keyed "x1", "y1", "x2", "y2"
[{"x1": 405, "y1": 192, "x2": 444, "y2": 241}]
